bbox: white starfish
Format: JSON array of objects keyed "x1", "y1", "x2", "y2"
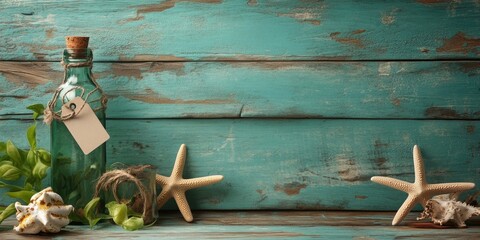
[
  {"x1": 371, "y1": 145, "x2": 475, "y2": 225},
  {"x1": 156, "y1": 144, "x2": 223, "y2": 222}
]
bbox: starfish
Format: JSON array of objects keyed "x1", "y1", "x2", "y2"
[
  {"x1": 371, "y1": 145, "x2": 475, "y2": 226},
  {"x1": 156, "y1": 144, "x2": 224, "y2": 222}
]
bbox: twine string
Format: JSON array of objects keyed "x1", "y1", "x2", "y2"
[
  {"x1": 94, "y1": 165, "x2": 155, "y2": 224},
  {"x1": 44, "y1": 51, "x2": 107, "y2": 124}
]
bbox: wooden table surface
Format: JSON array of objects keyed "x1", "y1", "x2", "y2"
[{"x1": 1, "y1": 211, "x2": 479, "y2": 239}]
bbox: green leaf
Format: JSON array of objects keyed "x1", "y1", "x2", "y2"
[
  {"x1": 32, "y1": 161, "x2": 48, "y2": 180},
  {"x1": 26, "y1": 124, "x2": 36, "y2": 149},
  {"x1": 18, "y1": 149, "x2": 28, "y2": 164},
  {"x1": 6, "y1": 190, "x2": 36, "y2": 203},
  {"x1": 68, "y1": 211, "x2": 89, "y2": 225},
  {"x1": 84, "y1": 197, "x2": 100, "y2": 218},
  {"x1": 37, "y1": 149, "x2": 51, "y2": 166},
  {"x1": 20, "y1": 164, "x2": 32, "y2": 179},
  {"x1": 0, "y1": 164, "x2": 21, "y2": 181},
  {"x1": 106, "y1": 201, "x2": 128, "y2": 225},
  {"x1": 89, "y1": 217, "x2": 103, "y2": 228},
  {"x1": 26, "y1": 104, "x2": 45, "y2": 120},
  {"x1": 0, "y1": 142, "x2": 5, "y2": 153},
  {"x1": 68, "y1": 190, "x2": 80, "y2": 204},
  {"x1": 0, "y1": 203, "x2": 16, "y2": 224},
  {"x1": 84, "y1": 197, "x2": 101, "y2": 228},
  {"x1": 121, "y1": 217, "x2": 144, "y2": 231},
  {"x1": 81, "y1": 198, "x2": 116, "y2": 228},
  {"x1": 6, "y1": 141, "x2": 21, "y2": 165},
  {"x1": 0, "y1": 160, "x2": 13, "y2": 166},
  {"x1": 26, "y1": 150, "x2": 36, "y2": 168},
  {"x1": 23, "y1": 182, "x2": 33, "y2": 191}
]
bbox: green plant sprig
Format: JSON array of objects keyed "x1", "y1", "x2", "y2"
[
  {"x1": 83, "y1": 197, "x2": 146, "y2": 231},
  {"x1": 0, "y1": 104, "x2": 51, "y2": 223}
]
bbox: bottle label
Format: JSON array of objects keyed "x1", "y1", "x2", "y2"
[{"x1": 61, "y1": 97, "x2": 110, "y2": 155}]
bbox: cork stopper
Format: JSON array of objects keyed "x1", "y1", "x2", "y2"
[{"x1": 65, "y1": 36, "x2": 89, "y2": 49}]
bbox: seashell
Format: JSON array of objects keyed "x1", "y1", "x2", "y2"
[
  {"x1": 14, "y1": 187, "x2": 74, "y2": 234},
  {"x1": 417, "y1": 194, "x2": 480, "y2": 227}
]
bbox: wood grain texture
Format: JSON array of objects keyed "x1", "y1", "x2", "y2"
[
  {"x1": 0, "y1": 0, "x2": 479, "y2": 61},
  {"x1": 1, "y1": 211, "x2": 479, "y2": 239},
  {"x1": 1, "y1": 119, "x2": 479, "y2": 209},
  {"x1": 1, "y1": 61, "x2": 479, "y2": 119},
  {"x1": 1, "y1": 0, "x2": 479, "y2": 220}
]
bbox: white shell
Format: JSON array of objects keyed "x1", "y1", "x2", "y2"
[
  {"x1": 417, "y1": 194, "x2": 480, "y2": 227},
  {"x1": 14, "y1": 187, "x2": 74, "y2": 234}
]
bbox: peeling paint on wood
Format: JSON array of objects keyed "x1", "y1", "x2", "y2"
[
  {"x1": 424, "y1": 106, "x2": 474, "y2": 119},
  {"x1": 373, "y1": 157, "x2": 388, "y2": 169},
  {"x1": 2, "y1": 119, "x2": 478, "y2": 210},
  {"x1": 45, "y1": 28, "x2": 55, "y2": 39},
  {"x1": 467, "y1": 125, "x2": 475, "y2": 134},
  {"x1": 247, "y1": 0, "x2": 257, "y2": 7},
  {"x1": 1, "y1": 1, "x2": 479, "y2": 60},
  {"x1": 330, "y1": 30, "x2": 366, "y2": 48},
  {"x1": 0, "y1": 0, "x2": 479, "y2": 223},
  {"x1": 457, "y1": 62, "x2": 480, "y2": 76},
  {"x1": 132, "y1": 141, "x2": 149, "y2": 150},
  {"x1": 200, "y1": 55, "x2": 352, "y2": 61},
  {"x1": 149, "y1": 62, "x2": 186, "y2": 76},
  {"x1": 336, "y1": 157, "x2": 364, "y2": 183},
  {"x1": 277, "y1": 1, "x2": 325, "y2": 25},
  {"x1": 381, "y1": 8, "x2": 399, "y2": 25},
  {"x1": 0, "y1": 62, "x2": 60, "y2": 88},
  {"x1": 118, "y1": 54, "x2": 189, "y2": 62},
  {"x1": 115, "y1": 88, "x2": 235, "y2": 105},
  {"x1": 136, "y1": 0, "x2": 222, "y2": 14},
  {"x1": 274, "y1": 182, "x2": 307, "y2": 196},
  {"x1": 110, "y1": 63, "x2": 145, "y2": 80},
  {"x1": 123, "y1": 0, "x2": 223, "y2": 22},
  {"x1": 256, "y1": 189, "x2": 267, "y2": 203},
  {"x1": 391, "y1": 98, "x2": 401, "y2": 106},
  {"x1": 106, "y1": 62, "x2": 186, "y2": 80},
  {"x1": 1, "y1": 62, "x2": 479, "y2": 119},
  {"x1": 437, "y1": 32, "x2": 480, "y2": 54}
]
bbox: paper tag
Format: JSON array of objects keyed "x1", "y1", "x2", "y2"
[{"x1": 61, "y1": 97, "x2": 110, "y2": 155}]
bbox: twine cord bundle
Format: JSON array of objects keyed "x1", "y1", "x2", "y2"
[
  {"x1": 94, "y1": 165, "x2": 155, "y2": 224},
  {"x1": 44, "y1": 53, "x2": 107, "y2": 125}
]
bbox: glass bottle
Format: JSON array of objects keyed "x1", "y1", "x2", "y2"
[{"x1": 50, "y1": 37, "x2": 106, "y2": 221}]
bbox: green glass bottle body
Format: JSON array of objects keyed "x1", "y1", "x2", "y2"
[{"x1": 51, "y1": 48, "x2": 106, "y2": 219}]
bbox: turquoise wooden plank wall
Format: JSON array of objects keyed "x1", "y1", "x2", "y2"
[{"x1": 0, "y1": 0, "x2": 479, "y2": 210}]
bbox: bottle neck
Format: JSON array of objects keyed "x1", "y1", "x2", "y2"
[
  {"x1": 63, "y1": 48, "x2": 93, "y2": 84},
  {"x1": 65, "y1": 66, "x2": 91, "y2": 81}
]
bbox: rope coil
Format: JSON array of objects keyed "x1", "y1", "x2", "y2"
[
  {"x1": 44, "y1": 52, "x2": 107, "y2": 125},
  {"x1": 94, "y1": 165, "x2": 156, "y2": 225}
]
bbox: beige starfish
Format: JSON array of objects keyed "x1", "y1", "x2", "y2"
[
  {"x1": 156, "y1": 144, "x2": 224, "y2": 222},
  {"x1": 371, "y1": 145, "x2": 475, "y2": 226}
]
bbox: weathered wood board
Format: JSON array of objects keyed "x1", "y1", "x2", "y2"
[
  {"x1": 0, "y1": 0, "x2": 479, "y2": 219},
  {"x1": 1, "y1": 119, "x2": 479, "y2": 209},
  {"x1": 0, "y1": 0, "x2": 479, "y2": 61},
  {"x1": 1, "y1": 211, "x2": 479, "y2": 239},
  {"x1": 1, "y1": 61, "x2": 479, "y2": 119}
]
